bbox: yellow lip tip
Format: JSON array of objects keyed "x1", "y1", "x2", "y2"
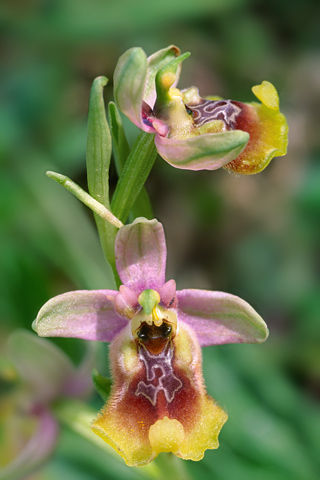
[{"x1": 252, "y1": 81, "x2": 279, "y2": 110}]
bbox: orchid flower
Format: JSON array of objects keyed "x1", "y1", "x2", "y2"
[
  {"x1": 33, "y1": 218, "x2": 268, "y2": 467},
  {"x1": 114, "y1": 46, "x2": 288, "y2": 173},
  {"x1": 1, "y1": 330, "x2": 94, "y2": 480}
]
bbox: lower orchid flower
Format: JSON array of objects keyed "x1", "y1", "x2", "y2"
[
  {"x1": 33, "y1": 218, "x2": 268, "y2": 467},
  {"x1": 1, "y1": 330, "x2": 94, "y2": 480},
  {"x1": 114, "y1": 46, "x2": 288, "y2": 173}
]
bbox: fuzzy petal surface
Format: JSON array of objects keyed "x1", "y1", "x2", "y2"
[
  {"x1": 91, "y1": 321, "x2": 227, "y2": 466},
  {"x1": 115, "y1": 218, "x2": 167, "y2": 292},
  {"x1": 33, "y1": 290, "x2": 126, "y2": 342},
  {"x1": 177, "y1": 289, "x2": 268, "y2": 346}
]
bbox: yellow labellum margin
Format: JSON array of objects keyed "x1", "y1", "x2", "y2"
[
  {"x1": 224, "y1": 81, "x2": 288, "y2": 174},
  {"x1": 91, "y1": 317, "x2": 228, "y2": 466}
]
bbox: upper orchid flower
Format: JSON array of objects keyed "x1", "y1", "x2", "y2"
[
  {"x1": 114, "y1": 46, "x2": 288, "y2": 173},
  {"x1": 33, "y1": 218, "x2": 268, "y2": 467}
]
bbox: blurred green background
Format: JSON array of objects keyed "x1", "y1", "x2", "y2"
[{"x1": 1, "y1": 0, "x2": 320, "y2": 478}]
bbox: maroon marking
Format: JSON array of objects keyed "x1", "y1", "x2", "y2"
[
  {"x1": 186, "y1": 99, "x2": 242, "y2": 128},
  {"x1": 135, "y1": 341, "x2": 182, "y2": 406}
]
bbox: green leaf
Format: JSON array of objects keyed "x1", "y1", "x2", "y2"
[
  {"x1": 92, "y1": 368, "x2": 112, "y2": 402},
  {"x1": 46, "y1": 171, "x2": 123, "y2": 228},
  {"x1": 108, "y1": 101, "x2": 130, "y2": 176},
  {"x1": 86, "y1": 76, "x2": 111, "y2": 209},
  {"x1": 108, "y1": 102, "x2": 154, "y2": 221},
  {"x1": 0, "y1": 358, "x2": 19, "y2": 395},
  {"x1": 111, "y1": 131, "x2": 157, "y2": 224},
  {"x1": 86, "y1": 76, "x2": 119, "y2": 282}
]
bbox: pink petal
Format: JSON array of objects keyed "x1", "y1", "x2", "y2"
[
  {"x1": 33, "y1": 290, "x2": 126, "y2": 342},
  {"x1": 115, "y1": 218, "x2": 167, "y2": 292},
  {"x1": 177, "y1": 289, "x2": 268, "y2": 346},
  {"x1": 114, "y1": 46, "x2": 182, "y2": 134},
  {"x1": 113, "y1": 47, "x2": 153, "y2": 133},
  {"x1": 159, "y1": 279, "x2": 177, "y2": 308},
  {"x1": 1, "y1": 409, "x2": 59, "y2": 480},
  {"x1": 113, "y1": 285, "x2": 140, "y2": 318},
  {"x1": 155, "y1": 129, "x2": 249, "y2": 171}
]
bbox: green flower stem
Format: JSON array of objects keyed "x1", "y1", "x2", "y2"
[
  {"x1": 46, "y1": 172, "x2": 123, "y2": 229},
  {"x1": 108, "y1": 102, "x2": 154, "y2": 221},
  {"x1": 111, "y1": 131, "x2": 158, "y2": 224},
  {"x1": 54, "y1": 399, "x2": 191, "y2": 480}
]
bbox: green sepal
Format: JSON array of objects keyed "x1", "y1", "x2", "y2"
[
  {"x1": 46, "y1": 171, "x2": 123, "y2": 228},
  {"x1": 92, "y1": 368, "x2": 112, "y2": 402}
]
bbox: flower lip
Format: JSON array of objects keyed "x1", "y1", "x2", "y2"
[{"x1": 186, "y1": 98, "x2": 242, "y2": 129}]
